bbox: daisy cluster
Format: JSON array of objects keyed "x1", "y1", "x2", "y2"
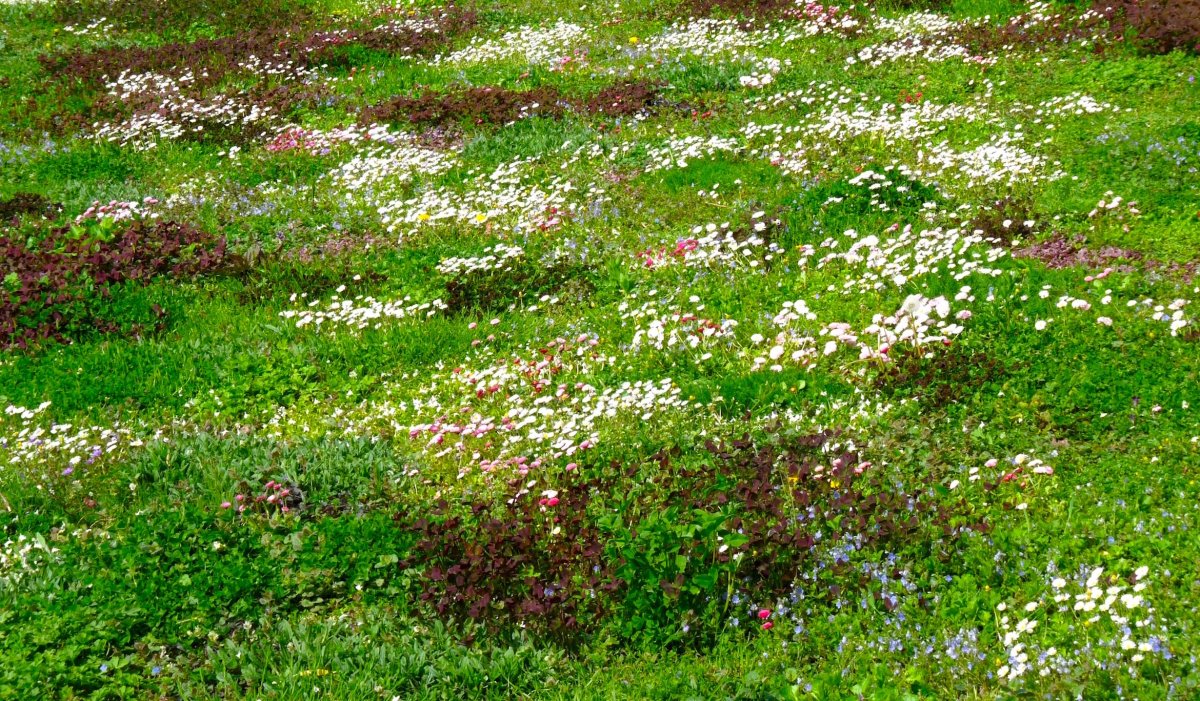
[
  {"x1": 436, "y1": 243, "x2": 525, "y2": 276},
  {"x1": 433, "y1": 21, "x2": 589, "y2": 67},
  {"x1": 324, "y1": 139, "x2": 460, "y2": 192},
  {"x1": 264, "y1": 124, "x2": 411, "y2": 155},
  {"x1": 0, "y1": 527, "x2": 110, "y2": 585},
  {"x1": 271, "y1": 336, "x2": 717, "y2": 478},
  {"x1": 993, "y1": 565, "x2": 1171, "y2": 683},
  {"x1": 752, "y1": 293, "x2": 966, "y2": 373},
  {"x1": 281, "y1": 291, "x2": 447, "y2": 331},
  {"x1": 377, "y1": 158, "x2": 592, "y2": 235},
  {"x1": 638, "y1": 215, "x2": 785, "y2": 272},
  {"x1": 0, "y1": 403, "x2": 151, "y2": 490},
  {"x1": 93, "y1": 84, "x2": 276, "y2": 150},
  {"x1": 815, "y1": 221, "x2": 1008, "y2": 293},
  {"x1": 621, "y1": 295, "x2": 739, "y2": 360},
  {"x1": 73, "y1": 197, "x2": 161, "y2": 225}
]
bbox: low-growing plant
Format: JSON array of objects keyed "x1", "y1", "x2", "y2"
[
  {"x1": 0, "y1": 192, "x2": 62, "y2": 225},
  {"x1": 873, "y1": 343, "x2": 1013, "y2": 408},
  {"x1": 0, "y1": 220, "x2": 229, "y2": 348},
  {"x1": 360, "y1": 85, "x2": 569, "y2": 128},
  {"x1": 398, "y1": 428, "x2": 984, "y2": 647},
  {"x1": 52, "y1": 0, "x2": 313, "y2": 34},
  {"x1": 1103, "y1": 0, "x2": 1200, "y2": 55},
  {"x1": 443, "y1": 256, "x2": 594, "y2": 314},
  {"x1": 359, "y1": 80, "x2": 670, "y2": 130}
]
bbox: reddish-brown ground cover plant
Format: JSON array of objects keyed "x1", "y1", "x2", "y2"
[
  {"x1": 359, "y1": 80, "x2": 671, "y2": 129},
  {"x1": 1102, "y1": 0, "x2": 1200, "y2": 55},
  {"x1": 35, "y1": 6, "x2": 477, "y2": 139},
  {"x1": 955, "y1": 3, "x2": 1115, "y2": 56},
  {"x1": 580, "y1": 80, "x2": 669, "y2": 117},
  {"x1": 873, "y1": 343, "x2": 1014, "y2": 408},
  {"x1": 0, "y1": 193, "x2": 62, "y2": 226},
  {"x1": 443, "y1": 257, "x2": 594, "y2": 314},
  {"x1": 42, "y1": 6, "x2": 477, "y2": 89},
  {"x1": 53, "y1": 0, "x2": 314, "y2": 35},
  {"x1": 403, "y1": 478, "x2": 620, "y2": 643},
  {"x1": 1013, "y1": 235, "x2": 1199, "y2": 280},
  {"x1": 359, "y1": 86, "x2": 569, "y2": 128},
  {"x1": 967, "y1": 196, "x2": 1039, "y2": 247},
  {"x1": 1013, "y1": 235, "x2": 1143, "y2": 270},
  {"x1": 398, "y1": 427, "x2": 984, "y2": 644},
  {"x1": 1, "y1": 221, "x2": 229, "y2": 349}
]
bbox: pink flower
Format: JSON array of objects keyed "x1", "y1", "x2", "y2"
[
  {"x1": 566, "y1": 462, "x2": 578, "y2": 471},
  {"x1": 761, "y1": 621, "x2": 773, "y2": 630},
  {"x1": 758, "y1": 609, "x2": 771, "y2": 619},
  {"x1": 220, "y1": 501, "x2": 232, "y2": 509},
  {"x1": 547, "y1": 497, "x2": 560, "y2": 507}
]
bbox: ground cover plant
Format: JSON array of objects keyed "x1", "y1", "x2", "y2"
[{"x1": 1, "y1": 0, "x2": 1199, "y2": 698}]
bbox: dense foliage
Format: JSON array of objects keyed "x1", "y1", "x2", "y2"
[{"x1": 1, "y1": 0, "x2": 1199, "y2": 698}]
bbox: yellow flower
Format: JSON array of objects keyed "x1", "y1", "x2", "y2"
[
  {"x1": 629, "y1": 36, "x2": 639, "y2": 45},
  {"x1": 474, "y1": 213, "x2": 488, "y2": 223},
  {"x1": 417, "y1": 212, "x2": 431, "y2": 221}
]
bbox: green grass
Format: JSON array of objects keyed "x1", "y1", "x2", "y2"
[{"x1": 2, "y1": 0, "x2": 1200, "y2": 698}]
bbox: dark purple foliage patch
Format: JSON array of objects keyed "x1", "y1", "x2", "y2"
[
  {"x1": 1, "y1": 221, "x2": 229, "y2": 349},
  {"x1": 397, "y1": 428, "x2": 984, "y2": 643}
]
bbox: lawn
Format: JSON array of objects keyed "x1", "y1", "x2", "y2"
[{"x1": 1, "y1": 0, "x2": 1199, "y2": 698}]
